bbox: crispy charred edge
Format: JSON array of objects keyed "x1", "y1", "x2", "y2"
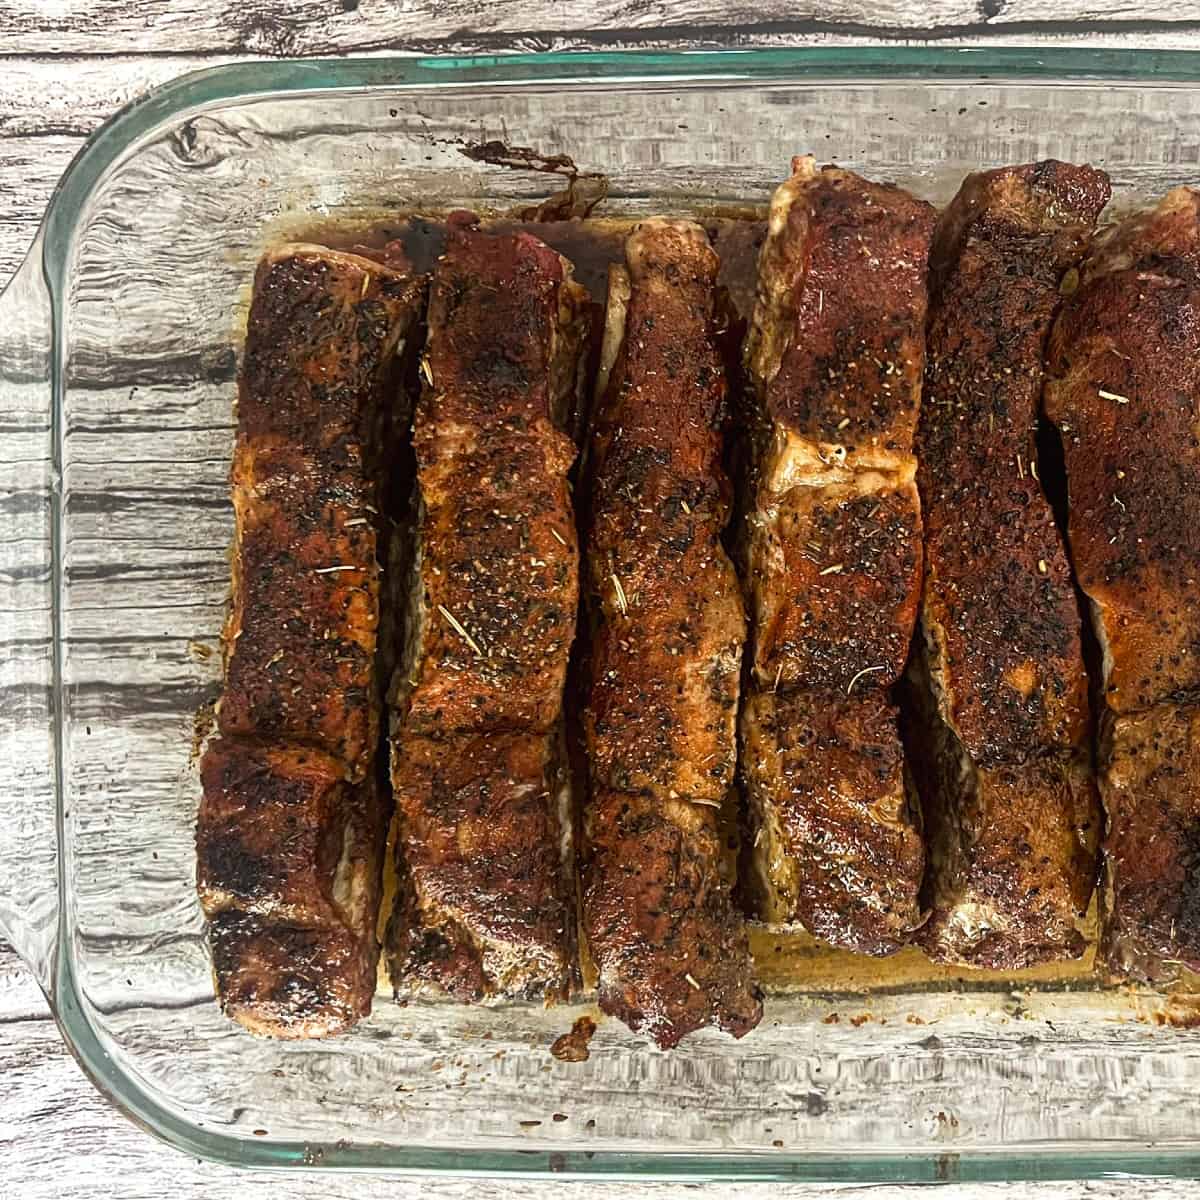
[
  {"x1": 909, "y1": 163, "x2": 1108, "y2": 967},
  {"x1": 201, "y1": 246, "x2": 425, "y2": 1038},
  {"x1": 387, "y1": 226, "x2": 587, "y2": 1004},
  {"x1": 737, "y1": 160, "x2": 929, "y2": 948},
  {"x1": 578, "y1": 219, "x2": 762, "y2": 1047},
  {"x1": 1049, "y1": 189, "x2": 1200, "y2": 979}
]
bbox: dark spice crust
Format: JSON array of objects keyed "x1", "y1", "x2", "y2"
[
  {"x1": 753, "y1": 159, "x2": 937, "y2": 461},
  {"x1": 919, "y1": 161, "x2": 1108, "y2": 765},
  {"x1": 753, "y1": 479, "x2": 922, "y2": 693},
  {"x1": 1100, "y1": 702, "x2": 1200, "y2": 981},
  {"x1": 389, "y1": 731, "x2": 573, "y2": 1002},
  {"x1": 580, "y1": 219, "x2": 760, "y2": 1047},
  {"x1": 1046, "y1": 187, "x2": 1200, "y2": 714},
  {"x1": 201, "y1": 247, "x2": 423, "y2": 1038},
  {"x1": 221, "y1": 250, "x2": 425, "y2": 773},
  {"x1": 198, "y1": 738, "x2": 387, "y2": 1038},
  {"x1": 389, "y1": 226, "x2": 585, "y2": 1002},
  {"x1": 741, "y1": 688, "x2": 925, "y2": 955}
]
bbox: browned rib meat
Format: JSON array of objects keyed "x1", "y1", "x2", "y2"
[
  {"x1": 220, "y1": 246, "x2": 424, "y2": 775},
  {"x1": 1046, "y1": 188, "x2": 1200, "y2": 716},
  {"x1": 580, "y1": 219, "x2": 761, "y2": 1047},
  {"x1": 1045, "y1": 188, "x2": 1200, "y2": 979},
  {"x1": 387, "y1": 224, "x2": 587, "y2": 1003},
  {"x1": 740, "y1": 158, "x2": 933, "y2": 953},
  {"x1": 913, "y1": 161, "x2": 1108, "y2": 968},
  {"x1": 741, "y1": 689, "x2": 923, "y2": 954},
  {"x1": 200, "y1": 246, "x2": 425, "y2": 1037},
  {"x1": 198, "y1": 741, "x2": 385, "y2": 1037}
]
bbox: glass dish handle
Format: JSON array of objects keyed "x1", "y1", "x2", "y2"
[{"x1": 0, "y1": 235, "x2": 61, "y2": 994}]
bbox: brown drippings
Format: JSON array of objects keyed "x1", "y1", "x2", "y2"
[{"x1": 550, "y1": 1015, "x2": 597, "y2": 1062}]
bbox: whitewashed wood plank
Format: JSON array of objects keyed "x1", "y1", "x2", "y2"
[{"x1": 4, "y1": 2, "x2": 1200, "y2": 57}]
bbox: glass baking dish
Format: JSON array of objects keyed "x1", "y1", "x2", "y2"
[{"x1": 7, "y1": 46, "x2": 1200, "y2": 1183}]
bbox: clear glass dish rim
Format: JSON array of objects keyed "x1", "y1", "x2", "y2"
[{"x1": 35, "y1": 45, "x2": 1200, "y2": 1181}]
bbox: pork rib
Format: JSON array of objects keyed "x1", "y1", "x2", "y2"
[
  {"x1": 199, "y1": 245, "x2": 425, "y2": 1037},
  {"x1": 580, "y1": 219, "x2": 761, "y2": 1047},
  {"x1": 1045, "y1": 188, "x2": 1200, "y2": 979},
  {"x1": 913, "y1": 161, "x2": 1108, "y2": 968},
  {"x1": 740, "y1": 157, "x2": 933, "y2": 954},
  {"x1": 387, "y1": 224, "x2": 587, "y2": 1002}
]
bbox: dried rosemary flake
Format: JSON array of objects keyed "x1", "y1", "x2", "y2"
[
  {"x1": 550, "y1": 528, "x2": 568, "y2": 546},
  {"x1": 437, "y1": 604, "x2": 484, "y2": 657},
  {"x1": 420, "y1": 358, "x2": 434, "y2": 386},
  {"x1": 314, "y1": 565, "x2": 358, "y2": 573},
  {"x1": 1037, "y1": 559, "x2": 1048, "y2": 574},
  {"x1": 360, "y1": 274, "x2": 371, "y2": 298},
  {"x1": 819, "y1": 563, "x2": 845, "y2": 576},
  {"x1": 846, "y1": 664, "x2": 886, "y2": 695},
  {"x1": 1098, "y1": 388, "x2": 1130, "y2": 404},
  {"x1": 684, "y1": 973, "x2": 701, "y2": 991},
  {"x1": 612, "y1": 573, "x2": 629, "y2": 616}
]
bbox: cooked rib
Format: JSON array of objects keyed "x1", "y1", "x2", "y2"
[
  {"x1": 913, "y1": 161, "x2": 1108, "y2": 968},
  {"x1": 1045, "y1": 188, "x2": 1200, "y2": 979},
  {"x1": 1045, "y1": 187, "x2": 1200, "y2": 716},
  {"x1": 200, "y1": 245, "x2": 425, "y2": 1037},
  {"x1": 579, "y1": 219, "x2": 761, "y2": 1047},
  {"x1": 740, "y1": 158, "x2": 933, "y2": 952},
  {"x1": 1099, "y1": 703, "x2": 1200, "y2": 980},
  {"x1": 219, "y1": 246, "x2": 424, "y2": 776},
  {"x1": 198, "y1": 740, "x2": 385, "y2": 1037},
  {"x1": 388, "y1": 224, "x2": 587, "y2": 1003},
  {"x1": 741, "y1": 689, "x2": 924, "y2": 955}
]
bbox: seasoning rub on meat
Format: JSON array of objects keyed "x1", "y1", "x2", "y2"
[
  {"x1": 386, "y1": 221, "x2": 588, "y2": 1002},
  {"x1": 580, "y1": 219, "x2": 762, "y2": 1047},
  {"x1": 740, "y1": 157, "x2": 934, "y2": 955},
  {"x1": 911, "y1": 162, "x2": 1109, "y2": 969},
  {"x1": 197, "y1": 245, "x2": 426, "y2": 1037},
  {"x1": 1046, "y1": 188, "x2": 1200, "y2": 980}
]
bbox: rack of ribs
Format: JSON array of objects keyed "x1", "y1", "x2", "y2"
[
  {"x1": 197, "y1": 245, "x2": 426, "y2": 1037},
  {"x1": 386, "y1": 221, "x2": 588, "y2": 1002},
  {"x1": 739, "y1": 157, "x2": 934, "y2": 955},
  {"x1": 579, "y1": 219, "x2": 762, "y2": 1047},
  {"x1": 910, "y1": 162, "x2": 1109, "y2": 969},
  {"x1": 1045, "y1": 187, "x2": 1200, "y2": 980}
]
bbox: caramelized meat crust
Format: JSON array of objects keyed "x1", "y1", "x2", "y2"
[
  {"x1": 580, "y1": 219, "x2": 761, "y2": 1046},
  {"x1": 910, "y1": 162, "x2": 1108, "y2": 968},
  {"x1": 198, "y1": 739, "x2": 387, "y2": 1036},
  {"x1": 221, "y1": 248, "x2": 425, "y2": 772},
  {"x1": 388, "y1": 730, "x2": 573, "y2": 1001},
  {"x1": 920, "y1": 162, "x2": 1108, "y2": 765},
  {"x1": 747, "y1": 474, "x2": 922, "y2": 695},
  {"x1": 388, "y1": 226, "x2": 586, "y2": 1002},
  {"x1": 1045, "y1": 187, "x2": 1200, "y2": 714},
  {"x1": 740, "y1": 160, "x2": 931, "y2": 952},
  {"x1": 743, "y1": 156, "x2": 933, "y2": 693},
  {"x1": 741, "y1": 689, "x2": 924, "y2": 955},
  {"x1": 1100, "y1": 703, "x2": 1200, "y2": 981},
  {"x1": 1046, "y1": 190, "x2": 1200, "y2": 980},
  {"x1": 200, "y1": 246, "x2": 424, "y2": 1038}
]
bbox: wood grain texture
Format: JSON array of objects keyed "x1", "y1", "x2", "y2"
[{"x1": 5, "y1": 3, "x2": 1200, "y2": 1197}]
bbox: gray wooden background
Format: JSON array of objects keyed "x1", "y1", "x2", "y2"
[{"x1": 5, "y1": 3, "x2": 1200, "y2": 1197}]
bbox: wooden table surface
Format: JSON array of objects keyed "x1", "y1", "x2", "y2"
[{"x1": 5, "y1": 4, "x2": 1200, "y2": 1197}]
